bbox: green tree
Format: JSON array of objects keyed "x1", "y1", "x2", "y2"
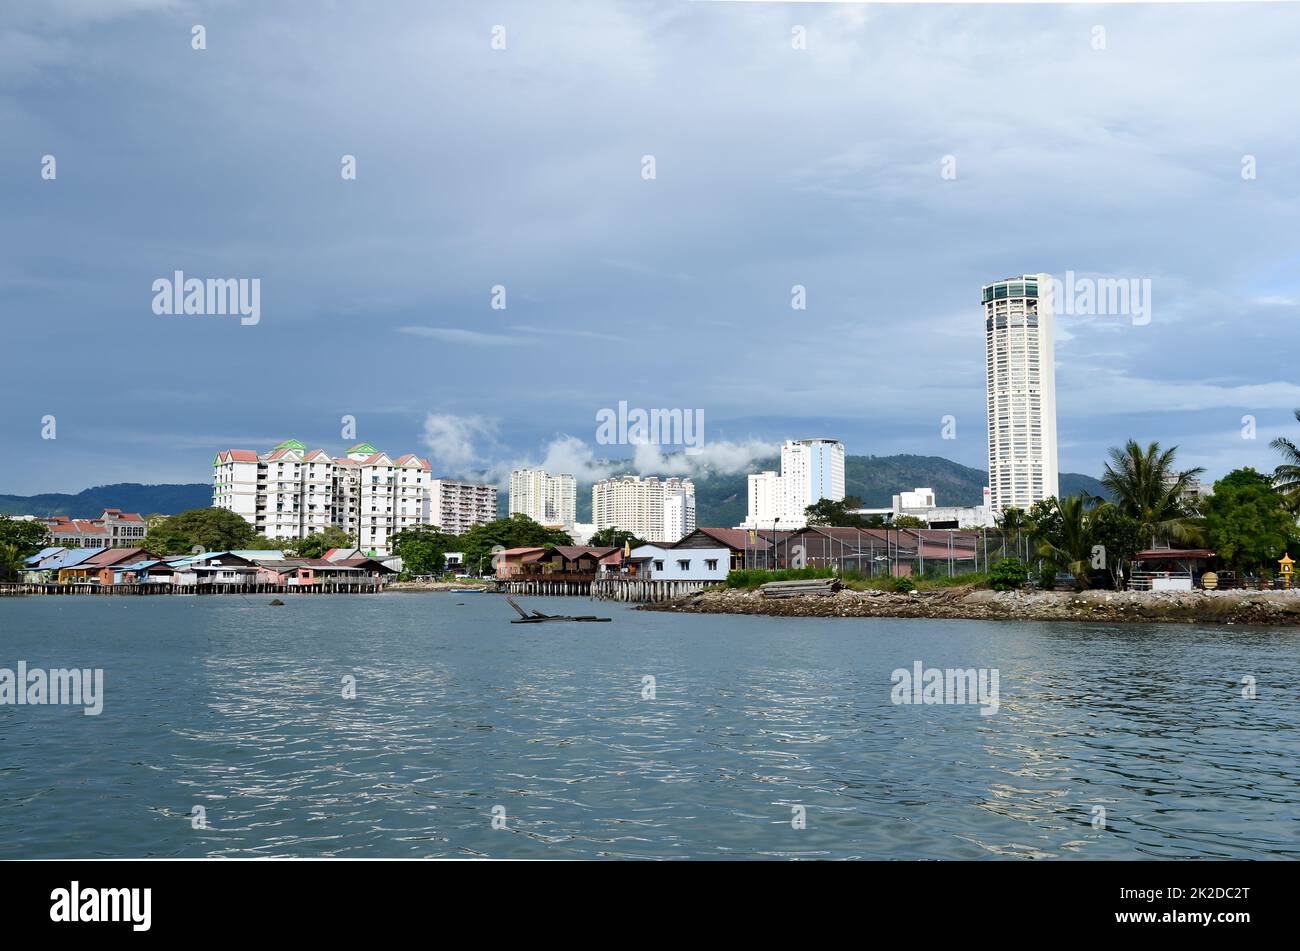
[
  {"x1": 1026, "y1": 498, "x2": 1062, "y2": 544},
  {"x1": 0, "y1": 516, "x2": 50, "y2": 560},
  {"x1": 1102, "y1": 440, "x2": 1204, "y2": 546},
  {"x1": 1204, "y1": 468, "x2": 1297, "y2": 576},
  {"x1": 286, "y1": 525, "x2": 354, "y2": 559},
  {"x1": 995, "y1": 506, "x2": 1029, "y2": 533},
  {"x1": 0, "y1": 542, "x2": 26, "y2": 580},
  {"x1": 805, "y1": 496, "x2": 872, "y2": 528},
  {"x1": 459, "y1": 514, "x2": 572, "y2": 576},
  {"x1": 1271, "y1": 408, "x2": 1300, "y2": 512},
  {"x1": 390, "y1": 525, "x2": 459, "y2": 576},
  {"x1": 142, "y1": 507, "x2": 258, "y2": 555},
  {"x1": 1091, "y1": 505, "x2": 1143, "y2": 590},
  {"x1": 890, "y1": 515, "x2": 927, "y2": 529},
  {"x1": 588, "y1": 527, "x2": 645, "y2": 550},
  {"x1": 1035, "y1": 495, "x2": 1108, "y2": 590}
]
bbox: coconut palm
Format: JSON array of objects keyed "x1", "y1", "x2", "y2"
[
  {"x1": 995, "y1": 506, "x2": 1029, "y2": 533},
  {"x1": 1101, "y1": 440, "x2": 1205, "y2": 547},
  {"x1": 1271, "y1": 408, "x2": 1300, "y2": 512},
  {"x1": 1035, "y1": 495, "x2": 1106, "y2": 590},
  {"x1": 0, "y1": 542, "x2": 24, "y2": 582}
]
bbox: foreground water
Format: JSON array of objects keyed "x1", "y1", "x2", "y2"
[{"x1": 1, "y1": 593, "x2": 1297, "y2": 859}]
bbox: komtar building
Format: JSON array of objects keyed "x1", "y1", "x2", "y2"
[
  {"x1": 212, "y1": 440, "x2": 497, "y2": 554},
  {"x1": 982, "y1": 275, "x2": 1060, "y2": 513},
  {"x1": 742, "y1": 438, "x2": 846, "y2": 530},
  {"x1": 592, "y1": 475, "x2": 696, "y2": 544}
]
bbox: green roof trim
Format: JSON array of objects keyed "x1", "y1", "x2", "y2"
[
  {"x1": 274, "y1": 438, "x2": 307, "y2": 450},
  {"x1": 348, "y1": 442, "x2": 378, "y2": 454}
]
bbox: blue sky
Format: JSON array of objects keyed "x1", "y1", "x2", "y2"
[{"x1": 4, "y1": 0, "x2": 1300, "y2": 496}]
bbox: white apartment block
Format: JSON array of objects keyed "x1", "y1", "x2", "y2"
[
  {"x1": 508, "y1": 468, "x2": 576, "y2": 528},
  {"x1": 428, "y1": 479, "x2": 498, "y2": 535},
  {"x1": 591, "y1": 474, "x2": 696, "y2": 544},
  {"x1": 982, "y1": 275, "x2": 1060, "y2": 513},
  {"x1": 742, "y1": 438, "x2": 845, "y2": 529},
  {"x1": 853, "y1": 487, "x2": 995, "y2": 529},
  {"x1": 213, "y1": 440, "x2": 495, "y2": 555}
]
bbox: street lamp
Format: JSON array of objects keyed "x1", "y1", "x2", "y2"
[{"x1": 773, "y1": 517, "x2": 780, "y2": 570}]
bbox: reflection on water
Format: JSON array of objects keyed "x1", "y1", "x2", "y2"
[{"x1": 1, "y1": 595, "x2": 1296, "y2": 858}]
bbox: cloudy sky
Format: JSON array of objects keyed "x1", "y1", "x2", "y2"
[{"x1": 4, "y1": 0, "x2": 1300, "y2": 496}]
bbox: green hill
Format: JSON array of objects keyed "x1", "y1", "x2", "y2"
[
  {"x1": 689, "y1": 455, "x2": 1107, "y2": 526},
  {"x1": 0, "y1": 483, "x2": 211, "y2": 518}
]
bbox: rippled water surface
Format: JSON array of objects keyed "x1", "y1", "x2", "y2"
[{"x1": 1, "y1": 593, "x2": 1297, "y2": 859}]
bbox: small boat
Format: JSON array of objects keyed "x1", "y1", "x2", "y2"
[
  {"x1": 449, "y1": 587, "x2": 484, "y2": 593},
  {"x1": 505, "y1": 596, "x2": 610, "y2": 624}
]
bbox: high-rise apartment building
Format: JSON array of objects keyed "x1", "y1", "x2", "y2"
[
  {"x1": 212, "y1": 440, "x2": 496, "y2": 554},
  {"x1": 591, "y1": 475, "x2": 696, "y2": 543},
  {"x1": 508, "y1": 468, "x2": 576, "y2": 528},
  {"x1": 982, "y1": 275, "x2": 1060, "y2": 513},
  {"x1": 742, "y1": 438, "x2": 845, "y2": 529},
  {"x1": 428, "y1": 479, "x2": 499, "y2": 535}
]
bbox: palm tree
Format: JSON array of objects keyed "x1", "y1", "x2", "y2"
[
  {"x1": 1271, "y1": 408, "x2": 1300, "y2": 512},
  {"x1": 994, "y1": 506, "x2": 1031, "y2": 563},
  {"x1": 1101, "y1": 440, "x2": 1204, "y2": 547},
  {"x1": 1035, "y1": 495, "x2": 1106, "y2": 590},
  {"x1": 995, "y1": 506, "x2": 1028, "y2": 533},
  {"x1": 0, "y1": 542, "x2": 24, "y2": 582}
]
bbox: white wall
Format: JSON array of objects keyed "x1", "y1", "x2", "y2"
[{"x1": 631, "y1": 545, "x2": 730, "y2": 581}]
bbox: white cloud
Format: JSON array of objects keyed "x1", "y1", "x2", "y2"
[
  {"x1": 631, "y1": 438, "x2": 777, "y2": 476},
  {"x1": 420, "y1": 413, "x2": 498, "y2": 474},
  {"x1": 397, "y1": 327, "x2": 527, "y2": 347}
]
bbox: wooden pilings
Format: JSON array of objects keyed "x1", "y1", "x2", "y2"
[
  {"x1": 0, "y1": 582, "x2": 385, "y2": 597},
  {"x1": 500, "y1": 579, "x2": 593, "y2": 597},
  {"x1": 591, "y1": 578, "x2": 712, "y2": 603}
]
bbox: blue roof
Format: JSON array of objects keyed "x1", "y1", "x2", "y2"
[
  {"x1": 25, "y1": 547, "x2": 65, "y2": 565},
  {"x1": 116, "y1": 559, "x2": 166, "y2": 571},
  {"x1": 43, "y1": 548, "x2": 101, "y2": 570}
]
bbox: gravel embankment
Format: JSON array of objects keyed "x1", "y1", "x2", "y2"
[{"x1": 639, "y1": 586, "x2": 1300, "y2": 625}]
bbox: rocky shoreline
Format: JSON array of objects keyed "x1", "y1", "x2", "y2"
[
  {"x1": 639, "y1": 585, "x2": 1300, "y2": 625},
  {"x1": 387, "y1": 580, "x2": 493, "y2": 592}
]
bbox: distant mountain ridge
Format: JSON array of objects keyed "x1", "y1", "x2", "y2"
[
  {"x1": 0, "y1": 483, "x2": 211, "y2": 518},
  {"x1": 2, "y1": 459, "x2": 1107, "y2": 527},
  {"x1": 685, "y1": 454, "x2": 1107, "y2": 527},
  {"x1": 566, "y1": 454, "x2": 1105, "y2": 526}
]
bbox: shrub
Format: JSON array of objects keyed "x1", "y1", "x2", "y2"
[
  {"x1": 892, "y1": 575, "x2": 916, "y2": 593},
  {"x1": 1037, "y1": 563, "x2": 1059, "y2": 590},
  {"x1": 989, "y1": 558, "x2": 1029, "y2": 591},
  {"x1": 724, "y1": 566, "x2": 835, "y2": 589}
]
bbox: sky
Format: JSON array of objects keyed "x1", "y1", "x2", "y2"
[{"x1": 3, "y1": 0, "x2": 1300, "y2": 496}]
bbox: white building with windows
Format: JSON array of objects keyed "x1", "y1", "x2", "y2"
[
  {"x1": 213, "y1": 440, "x2": 496, "y2": 554},
  {"x1": 982, "y1": 275, "x2": 1059, "y2": 513},
  {"x1": 742, "y1": 438, "x2": 845, "y2": 530},
  {"x1": 428, "y1": 479, "x2": 498, "y2": 535},
  {"x1": 592, "y1": 475, "x2": 696, "y2": 543},
  {"x1": 628, "y1": 543, "x2": 729, "y2": 582},
  {"x1": 508, "y1": 468, "x2": 576, "y2": 529},
  {"x1": 41, "y1": 509, "x2": 147, "y2": 549},
  {"x1": 852, "y1": 487, "x2": 995, "y2": 529}
]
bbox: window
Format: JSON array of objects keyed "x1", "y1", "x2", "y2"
[
  {"x1": 677, "y1": 560, "x2": 690, "y2": 571},
  {"x1": 654, "y1": 560, "x2": 664, "y2": 572},
  {"x1": 705, "y1": 559, "x2": 718, "y2": 571}
]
